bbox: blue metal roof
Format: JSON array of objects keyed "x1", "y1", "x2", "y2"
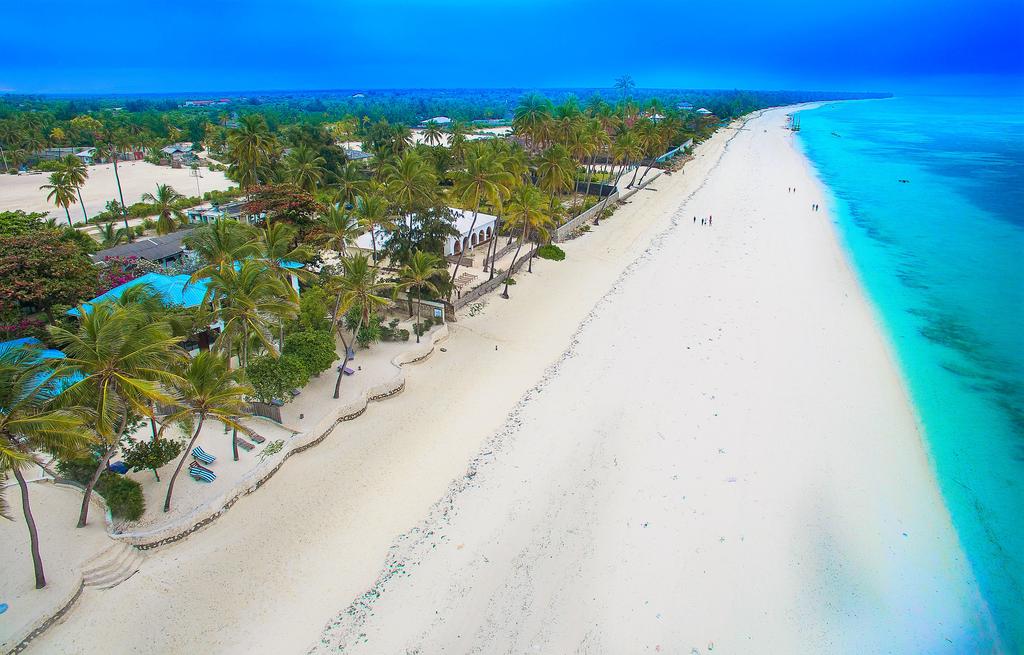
[{"x1": 69, "y1": 272, "x2": 210, "y2": 316}]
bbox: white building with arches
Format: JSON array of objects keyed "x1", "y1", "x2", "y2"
[{"x1": 355, "y1": 207, "x2": 497, "y2": 258}]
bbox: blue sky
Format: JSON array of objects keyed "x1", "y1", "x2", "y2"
[{"x1": 2, "y1": 0, "x2": 1022, "y2": 94}]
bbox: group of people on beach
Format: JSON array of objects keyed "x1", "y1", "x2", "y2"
[
  {"x1": 812, "y1": 203, "x2": 820, "y2": 211},
  {"x1": 788, "y1": 187, "x2": 797, "y2": 193},
  {"x1": 694, "y1": 215, "x2": 713, "y2": 226}
]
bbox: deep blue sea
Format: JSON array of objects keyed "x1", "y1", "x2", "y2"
[{"x1": 797, "y1": 96, "x2": 1024, "y2": 652}]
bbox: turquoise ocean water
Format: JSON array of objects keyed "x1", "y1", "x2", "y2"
[{"x1": 797, "y1": 97, "x2": 1023, "y2": 651}]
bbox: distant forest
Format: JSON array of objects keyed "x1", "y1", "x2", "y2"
[{"x1": 0, "y1": 87, "x2": 890, "y2": 148}]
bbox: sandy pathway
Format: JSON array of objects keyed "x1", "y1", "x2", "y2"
[{"x1": 27, "y1": 108, "x2": 996, "y2": 654}]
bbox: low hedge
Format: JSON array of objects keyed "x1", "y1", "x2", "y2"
[{"x1": 536, "y1": 244, "x2": 565, "y2": 261}]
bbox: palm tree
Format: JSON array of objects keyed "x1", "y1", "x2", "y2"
[
  {"x1": 96, "y1": 139, "x2": 130, "y2": 232},
  {"x1": 159, "y1": 352, "x2": 252, "y2": 512},
  {"x1": 50, "y1": 302, "x2": 184, "y2": 527},
  {"x1": 382, "y1": 151, "x2": 437, "y2": 259},
  {"x1": 205, "y1": 261, "x2": 297, "y2": 375},
  {"x1": 422, "y1": 120, "x2": 444, "y2": 147},
  {"x1": 40, "y1": 171, "x2": 77, "y2": 227},
  {"x1": 316, "y1": 205, "x2": 362, "y2": 255},
  {"x1": 284, "y1": 144, "x2": 327, "y2": 192},
  {"x1": 512, "y1": 93, "x2": 553, "y2": 151},
  {"x1": 329, "y1": 253, "x2": 393, "y2": 399},
  {"x1": 227, "y1": 114, "x2": 276, "y2": 192},
  {"x1": 1, "y1": 347, "x2": 89, "y2": 588},
  {"x1": 500, "y1": 185, "x2": 552, "y2": 298},
  {"x1": 594, "y1": 130, "x2": 640, "y2": 226},
  {"x1": 354, "y1": 192, "x2": 393, "y2": 260},
  {"x1": 57, "y1": 155, "x2": 90, "y2": 223},
  {"x1": 395, "y1": 251, "x2": 448, "y2": 340},
  {"x1": 252, "y1": 218, "x2": 313, "y2": 343},
  {"x1": 96, "y1": 221, "x2": 129, "y2": 247},
  {"x1": 449, "y1": 148, "x2": 514, "y2": 295},
  {"x1": 141, "y1": 183, "x2": 186, "y2": 235},
  {"x1": 535, "y1": 144, "x2": 576, "y2": 226},
  {"x1": 614, "y1": 74, "x2": 637, "y2": 99},
  {"x1": 334, "y1": 162, "x2": 368, "y2": 209},
  {"x1": 184, "y1": 218, "x2": 257, "y2": 279}
]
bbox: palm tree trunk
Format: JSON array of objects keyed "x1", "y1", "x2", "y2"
[
  {"x1": 113, "y1": 159, "x2": 128, "y2": 231},
  {"x1": 627, "y1": 158, "x2": 642, "y2": 188},
  {"x1": 333, "y1": 315, "x2": 362, "y2": 399},
  {"x1": 447, "y1": 201, "x2": 480, "y2": 300},
  {"x1": 593, "y1": 163, "x2": 620, "y2": 226},
  {"x1": 501, "y1": 225, "x2": 528, "y2": 299},
  {"x1": 163, "y1": 416, "x2": 205, "y2": 512},
  {"x1": 13, "y1": 466, "x2": 46, "y2": 589},
  {"x1": 77, "y1": 441, "x2": 119, "y2": 528},
  {"x1": 415, "y1": 290, "x2": 422, "y2": 343},
  {"x1": 486, "y1": 216, "x2": 501, "y2": 279},
  {"x1": 64, "y1": 204, "x2": 72, "y2": 228},
  {"x1": 77, "y1": 187, "x2": 88, "y2": 222}
]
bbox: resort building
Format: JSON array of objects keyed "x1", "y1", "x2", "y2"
[
  {"x1": 353, "y1": 207, "x2": 497, "y2": 258},
  {"x1": 161, "y1": 142, "x2": 195, "y2": 163},
  {"x1": 345, "y1": 148, "x2": 373, "y2": 162},
  {"x1": 419, "y1": 116, "x2": 452, "y2": 127},
  {"x1": 186, "y1": 199, "x2": 252, "y2": 224}
]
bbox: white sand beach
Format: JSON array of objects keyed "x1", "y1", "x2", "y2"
[
  {"x1": 25, "y1": 107, "x2": 996, "y2": 654},
  {"x1": 0, "y1": 161, "x2": 232, "y2": 223}
]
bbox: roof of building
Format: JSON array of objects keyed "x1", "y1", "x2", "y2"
[
  {"x1": 345, "y1": 148, "x2": 373, "y2": 161},
  {"x1": 70, "y1": 272, "x2": 210, "y2": 316},
  {"x1": 91, "y1": 230, "x2": 192, "y2": 263},
  {"x1": 161, "y1": 142, "x2": 194, "y2": 154},
  {"x1": 0, "y1": 337, "x2": 84, "y2": 395},
  {"x1": 421, "y1": 116, "x2": 452, "y2": 125},
  {"x1": 696, "y1": 108, "x2": 713, "y2": 115}
]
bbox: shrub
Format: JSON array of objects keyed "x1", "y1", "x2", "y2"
[
  {"x1": 56, "y1": 457, "x2": 97, "y2": 485},
  {"x1": 95, "y1": 473, "x2": 145, "y2": 521},
  {"x1": 121, "y1": 438, "x2": 185, "y2": 481},
  {"x1": 141, "y1": 218, "x2": 156, "y2": 231},
  {"x1": 134, "y1": 225, "x2": 145, "y2": 237},
  {"x1": 294, "y1": 286, "x2": 333, "y2": 333},
  {"x1": 536, "y1": 244, "x2": 565, "y2": 261},
  {"x1": 504, "y1": 277, "x2": 517, "y2": 285},
  {"x1": 397, "y1": 328, "x2": 410, "y2": 341},
  {"x1": 283, "y1": 330, "x2": 337, "y2": 376},
  {"x1": 246, "y1": 354, "x2": 309, "y2": 403}
]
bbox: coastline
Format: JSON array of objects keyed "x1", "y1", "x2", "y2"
[{"x1": 27, "y1": 107, "x2": 995, "y2": 653}]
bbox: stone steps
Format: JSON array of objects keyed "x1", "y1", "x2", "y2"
[{"x1": 81, "y1": 541, "x2": 144, "y2": 590}]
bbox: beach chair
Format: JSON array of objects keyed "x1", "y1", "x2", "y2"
[
  {"x1": 248, "y1": 432, "x2": 266, "y2": 444},
  {"x1": 343, "y1": 366, "x2": 355, "y2": 376},
  {"x1": 235, "y1": 436, "x2": 254, "y2": 451},
  {"x1": 189, "y1": 462, "x2": 216, "y2": 483},
  {"x1": 192, "y1": 446, "x2": 215, "y2": 465}
]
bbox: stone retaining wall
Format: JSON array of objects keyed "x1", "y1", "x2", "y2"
[
  {"x1": 110, "y1": 324, "x2": 449, "y2": 550},
  {"x1": 452, "y1": 246, "x2": 538, "y2": 311}
]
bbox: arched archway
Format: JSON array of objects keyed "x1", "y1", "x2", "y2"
[
  {"x1": 463, "y1": 236, "x2": 470, "y2": 252},
  {"x1": 486, "y1": 226, "x2": 492, "y2": 239},
  {"x1": 453, "y1": 239, "x2": 461, "y2": 254},
  {"x1": 479, "y1": 229, "x2": 486, "y2": 242},
  {"x1": 471, "y1": 233, "x2": 478, "y2": 247}
]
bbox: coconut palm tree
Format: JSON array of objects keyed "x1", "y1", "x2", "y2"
[
  {"x1": 594, "y1": 130, "x2": 641, "y2": 226},
  {"x1": 227, "y1": 114, "x2": 276, "y2": 192},
  {"x1": 449, "y1": 148, "x2": 514, "y2": 295},
  {"x1": 316, "y1": 205, "x2": 362, "y2": 255},
  {"x1": 422, "y1": 120, "x2": 444, "y2": 147},
  {"x1": 395, "y1": 251, "x2": 448, "y2": 340},
  {"x1": 334, "y1": 162, "x2": 369, "y2": 209},
  {"x1": 159, "y1": 351, "x2": 252, "y2": 512},
  {"x1": 354, "y1": 192, "x2": 393, "y2": 260},
  {"x1": 0, "y1": 347, "x2": 89, "y2": 588},
  {"x1": 95, "y1": 140, "x2": 130, "y2": 232},
  {"x1": 500, "y1": 185, "x2": 552, "y2": 298},
  {"x1": 284, "y1": 144, "x2": 327, "y2": 192},
  {"x1": 329, "y1": 253, "x2": 393, "y2": 399},
  {"x1": 96, "y1": 221, "x2": 129, "y2": 248},
  {"x1": 535, "y1": 144, "x2": 576, "y2": 226},
  {"x1": 141, "y1": 183, "x2": 186, "y2": 235},
  {"x1": 204, "y1": 260, "x2": 298, "y2": 373},
  {"x1": 185, "y1": 218, "x2": 257, "y2": 279},
  {"x1": 49, "y1": 302, "x2": 184, "y2": 527},
  {"x1": 40, "y1": 171, "x2": 77, "y2": 227},
  {"x1": 512, "y1": 93, "x2": 553, "y2": 151},
  {"x1": 382, "y1": 151, "x2": 438, "y2": 258},
  {"x1": 57, "y1": 155, "x2": 89, "y2": 223},
  {"x1": 252, "y1": 218, "x2": 313, "y2": 343}
]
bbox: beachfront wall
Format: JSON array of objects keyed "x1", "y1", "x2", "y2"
[
  {"x1": 452, "y1": 245, "x2": 538, "y2": 311},
  {"x1": 552, "y1": 192, "x2": 619, "y2": 242},
  {"x1": 656, "y1": 139, "x2": 694, "y2": 163}
]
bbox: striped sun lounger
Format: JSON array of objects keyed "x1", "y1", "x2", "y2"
[
  {"x1": 235, "y1": 437, "x2": 254, "y2": 451},
  {"x1": 248, "y1": 433, "x2": 266, "y2": 444},
  {"x1": 189, "y1": 462, "x2": 216, "y2": 483},
  {"x1": 192, "y1": 446, "x2": 215, "y2": 465}
]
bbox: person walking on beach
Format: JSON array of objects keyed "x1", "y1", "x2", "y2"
[
  {"x1": 709, "y1": 216, "x2": 713, "y2": 226},
  {"x1": 694, "y1": 216, "x2": 696, "y2": 224}
]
